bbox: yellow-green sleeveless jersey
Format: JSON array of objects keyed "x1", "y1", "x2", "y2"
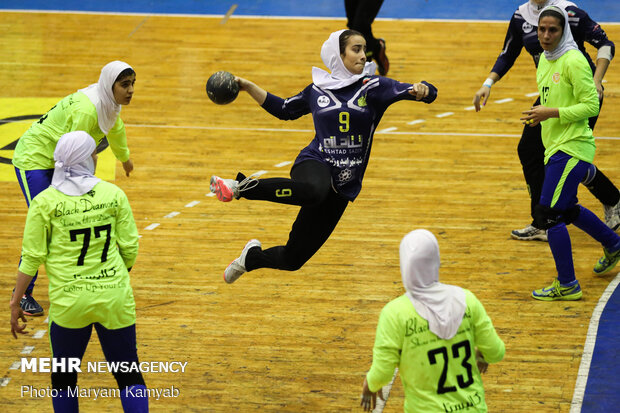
[
  {"x1": 537, "y1": 49, "x2": 599, "y2": 164},
  {"x1": 12, "y1": 92, "x2": 130, "y2": 170},
  {"x1": 367, "y1": 290, "x2": 505, "y2": 413},
  {"x1": 19, "y1": 181, "x2": 139, "y2": 329}
]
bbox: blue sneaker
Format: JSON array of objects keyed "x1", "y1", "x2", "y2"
[
  {"x1": 532, "y1": 279, "x2": 582, "y2": 301},
  {"x1": 593, "y1": 247, "x2": 620, "y2": 275}
]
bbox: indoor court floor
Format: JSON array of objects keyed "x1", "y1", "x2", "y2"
[{"x1": 0, "y1": 1, "x2": 619, "y2": 412}]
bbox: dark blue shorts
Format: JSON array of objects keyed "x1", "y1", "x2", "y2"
[
  {"x1": 539, "y1": 151, "x2": 595, "y2": 211},
  {"x1": 14, "y1": 166, "x2": 54, "y2": 206}
]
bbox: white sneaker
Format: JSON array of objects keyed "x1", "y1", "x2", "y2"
[
  {"x1": 510, "y1": 225, "x2": 548, "y2": 241},
  {"x1": 210, "y1": 174, "x2": 259, "y2": 202},
  {"x1": 223, "y1": 239, "x2": 261, "y2": 284},
  {"x1": 604, "y1": 200, "x2": 620, "y2": 231}
]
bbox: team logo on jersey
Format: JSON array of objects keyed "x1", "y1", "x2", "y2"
[
  {"x1": 552, "y1": 72, "x2": 561, "y2": 84},
  {"x1": 357, "y1": 95, "x2": 367, "y2": 107},
  {"x1": 317, "y1": 95, "x2": 330, "y2": 108},
  {"x1": 337, "y1": 168, "x2": 353, "y2": 184},
  {"x1": 522, "y1": 22, "x2": 533, "y2": 33}
]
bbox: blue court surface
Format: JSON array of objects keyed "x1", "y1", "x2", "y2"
[
  {"x1": 580, "y1": 276, "x2": 620, "y2": 413},
  {"x1": 1, "y1": 0, "x2": 619, "y2": 21},
  {"x1": 2, "y1": 1, "x2": 620, "y2": 411}
]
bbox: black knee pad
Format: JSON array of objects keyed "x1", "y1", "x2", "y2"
[
  {"x1": 113, "y1": 371, "x2": 145, "y2": 390},
  {"x1": 534, "y1": 204, "x2": 581, "y2": 229},
  {"x1": 533, "y1": 204, "x2": 563, "y2": 229},
  {"x1": 563, "y1": 205, "x2": 581, "y2": 225},
  {"x1": 51, "y1": 372, "x2": 77, "y2": 389}
]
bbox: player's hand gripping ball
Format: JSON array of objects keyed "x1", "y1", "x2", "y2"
[{"x1": 206, "y1": 71, "x2": 239, "y2": 105}]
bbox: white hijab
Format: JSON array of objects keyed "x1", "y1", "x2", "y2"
[
  {"x1": 78, "y1": 61, "x2": 132, "y2": 134},
  {"x1": 518, "y1": 0, "x2": 576, "y2": 26},
  {"x1": 400, "y1": 230, "x2": 466, "y2": 340},
  {"x1": 539, "y1": 5, "x2": 579, "y2": 61},
  {"x1": 51, "y1": 131, "x2": 101, "y2": 196},
  {"x1": 311, "y1": 29, "x2": 377, "y2": 90}
]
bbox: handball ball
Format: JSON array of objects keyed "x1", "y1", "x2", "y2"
[{"x1": 206, "y1": 71, "x2": 239, "y2": 105}]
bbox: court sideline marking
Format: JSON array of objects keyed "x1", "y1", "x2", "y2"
[{"x1": 570, "y1": 273, "x2": 620, "y2": 413}]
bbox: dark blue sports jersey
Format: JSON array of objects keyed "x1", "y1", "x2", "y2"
[
  {"x1": 261, "y1": 76, "x2": 437, "y2": 201},
  {"x1": 491, "y1": 6, "x2": 615, "y2": 78}
]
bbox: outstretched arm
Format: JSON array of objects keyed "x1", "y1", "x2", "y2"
[
  {"x1": 236, "y1": 77, "x2": 267, "y2": 105},
  {"x1": 574, "y1": 6, "x2": 615, "y2": 100},
  {"x1": 593, "y1": 58, "x2": 610, "y2": 100},
  {"x1": 474, "y1": 14, "x2": 524, "y2": 112},
  {"x1": 472, "y1": 72, "x2": 501, "y2": 112}
]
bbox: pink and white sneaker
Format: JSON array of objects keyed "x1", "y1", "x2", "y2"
[{"x1": 210, "y1": 176, "x2": 238, "y2": 202}]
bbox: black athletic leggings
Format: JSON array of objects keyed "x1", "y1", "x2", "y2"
[
  {"x1": 345, "y1": 0, "x2": 384, "y2": 57},
  {"x1": 518, "y1": 96, "x2": 619, "y2": 222},
  {"x1": 50, "y1": 322, "x2": 145, "y2": 390},
  {"x1": 241, "y1": 160, "x2": 349, "y2": 272}
]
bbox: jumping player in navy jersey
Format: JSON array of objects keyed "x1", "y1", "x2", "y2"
[
  {"x1": 472, "y1": 0, "x2": 619, "y2": 241},
  {"x1": 210, "y1": 29, "x2": 437, "y2": 283}
]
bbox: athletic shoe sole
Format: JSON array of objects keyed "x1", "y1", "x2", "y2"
[
  {"x1": 531, "y1": 291, "x2": 582, "y2": 301},
  {"x1": 510, "y1": 233, "x2": 548, "y2": 242}
]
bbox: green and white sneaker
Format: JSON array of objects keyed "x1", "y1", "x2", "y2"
[
  {"x1": 532, "y1": 279, "x2": 582, "y2": 301},
  {"x1": 593, "y1": 247, "x2": 620, "y2": 275}
]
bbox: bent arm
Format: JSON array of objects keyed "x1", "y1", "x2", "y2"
[
  {"x1": 470, "y1": 293, "x2": 505, "y2": 364},
  {"x1": 11, "y1": 271, "x2": 35, "y2": 307},
  {"x1": 107, "y1": 117, "x2": 131, "y2": 163},
  {"x1": 407, "y1": 81, "x2": 438, "y2": 103},
  {"x1": 560, "y1": 59, "x2": 600, "y2": 123},
  {"x1": 472, "y1": 72, "x2": 501, "y2": 111},
  {"x1": 474, "y1": 16, "x2": 524, "y2": 111},
  {"x1": 490, "y1": 16, "x2": 524, "y2": 79},
  {"x1": 593, "y1": 57, "x2": 610, "y2": 97},
  {"x1": 115, "y1": 191, "x2": 139, "y2": 269},
  {"x1": 366, "y1": 307, "x2": 402, "y2": 392},
  {"x1": 236, "y1": 77, "x2": 267, "y2": 105},
  {"x1": 19, "y1": 200, "x2": 49, "y2": 277},
  {"x1": 573, "y1": 6, "x2": 615, "y2": 98}
]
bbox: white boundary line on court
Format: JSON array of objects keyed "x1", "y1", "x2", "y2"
[
  {"x1": 570, "y1": 272, "x2": 620, "y2": 413},
  {"x1": 4, "y1": 119, "x2": 618, "y2": 140},
  {"x1": 122, "y1": 123, "x2": 620, "y2": 140},
  {"x1": 373, "y1": 368, "x2": 399, "y2": 413},
  {"x1": 1, "y1": 9, "x2": 619, "y2": 24}
]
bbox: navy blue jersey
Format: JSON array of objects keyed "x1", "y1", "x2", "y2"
[
  {"x1": 261, "y1": 76, "x2": 437, "y2": 201},
  {"x1": 491, "y1": 6, "x2": 615, "y2": 78}
]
